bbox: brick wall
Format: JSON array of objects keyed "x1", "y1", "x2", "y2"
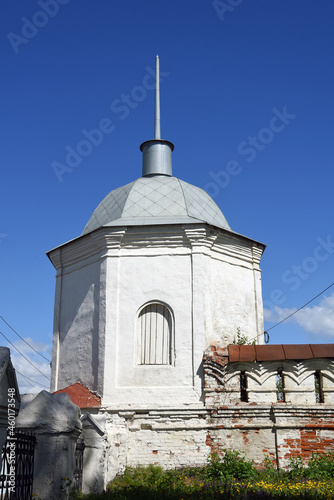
[
  {"x1": 203, "y1": 344, "x2": 334, "y2": 468},
  {"x1": 101, "y1": 344, "x2": 334, "y2": 482}
]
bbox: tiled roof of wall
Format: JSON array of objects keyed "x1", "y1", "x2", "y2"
[{"x1": 228, "y1": 344, "x2": 334, "y2": 362}]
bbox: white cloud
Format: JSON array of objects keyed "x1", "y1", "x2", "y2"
[
  {"x1": 3, "y1": 338, "x2": 52, "y2": 394},
  {"x1": 11, "y1": 354, "x2": 51, "y2": 394},
  {"x1": 10, "y1": 337, "x2": 50, "y2": 356},
  {"x1": 292, "y1": 294, "x2": 334, "y2": 337},
  {"x1": 263, "y1": 306, "x2": 295, "y2": 323},
  {"x1": 264, "y1": 293, "x2": 334, "y2": 339}
]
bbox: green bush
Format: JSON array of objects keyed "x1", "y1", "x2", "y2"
[
  {"x1": 306, "y1": 452, "x2": 334, "y2": 480},
  {"x1": 288, "y1": 455, "x2": 306, "y2": 479},
  {"x1": 206, "y1": 449, "x2": 257, "y2": 482},
  {"x1": 107, "y1": 464, "x2": 199, "y2": 496},
  {"x1": 261, "y1": 455, "x2": 278, "y2": 481},
  {"x1": 108, "y1": 464, "x2": 165, "y2": 490},
  {"x1": 288, "y1": 451, "x2": 334, "y2": 481}
]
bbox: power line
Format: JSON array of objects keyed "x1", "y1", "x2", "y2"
[
  {"x1": 0, "y1": 329, "x2": 50, "y2": 381},
  {"x1": 0, "y1": 315, "x2": 51, "y2": 362},
  {"x1": 15, "y1": 370, "x2": 50, "y2": 389},
  {"x1": 243, "y1": 282, "x2": 334, "y2": 345},
  {"x1": 266, "y1": 282, "x2": 334, "y2": 333}
]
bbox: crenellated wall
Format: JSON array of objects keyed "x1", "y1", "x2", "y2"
[{"x1": 203, "y1": 344, "x2": 334, "y2": 469}]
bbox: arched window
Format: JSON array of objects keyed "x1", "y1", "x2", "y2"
[{"x1": 138, "y1": 302, "x2": 174, "y2": 365}]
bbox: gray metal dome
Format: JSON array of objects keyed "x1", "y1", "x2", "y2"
[{"x1": 82, "y1": 176, "x2": 231, "y2": 235}]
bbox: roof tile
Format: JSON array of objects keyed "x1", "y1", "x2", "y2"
[
  {"x1": 255, "y1": 345, "x2": 285, "y2": 361},
  {"x1": 283, "y1": 344, "x2": 313, "y2": 360},
  {"x1": 228, "y1": 345, "x2": 240, "y2": 362},
  {"x1": 311, "y1": 344, "x2": 334, "y2": 358},
  {"x1": 226, "y1": 344, "x2": 334, "y2": 362},
  {"x1": 239, "y1": 344, "x2": 256, "y2": 362}
]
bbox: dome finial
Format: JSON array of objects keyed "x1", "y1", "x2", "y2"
[
  {"x1": 155, "y1": 55, "x2": 161, "y2": 140},
  {"x1": 140, "y1": 56, "x2": 174, "y2": 177}
]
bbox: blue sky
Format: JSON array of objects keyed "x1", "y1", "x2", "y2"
[{"x1": 1, "y1": 0, "x2": 334, "y2": 393}]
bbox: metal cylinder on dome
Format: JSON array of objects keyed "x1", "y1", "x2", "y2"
[
  {"x1": 140, "y1": 56, "x2": 174, "y2": 177},
  {"x1": 140, "y1": 139, "x2": 174, "y2": 176}
]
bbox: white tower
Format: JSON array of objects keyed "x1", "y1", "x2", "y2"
[{"x1": 47, "y1": 57, "x2": 265, "y2": 409}]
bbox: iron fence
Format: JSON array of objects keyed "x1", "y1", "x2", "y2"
[
  {"x1": 0, "y1": 430, "x2": 36, "y2": 500},
  {"x1": 74, "y1": 440, "x2": 85, "y2": 493}
]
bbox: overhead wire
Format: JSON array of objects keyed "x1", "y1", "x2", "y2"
[
  {"x1": 265, "y1": 281, "x2": 334, "y2": 333},
  {"x1": 0, "y1": 315, "x2": 51, "y2": 362},
  {"x1": 0, "y1": 329, "x2": 50, "y2": 381},
  {"x1": 15, "y1": 370, "x2": 50, "y2": 389},
  {"x1": 244, "y1": 282, "x2": 334, "y2": 344}
]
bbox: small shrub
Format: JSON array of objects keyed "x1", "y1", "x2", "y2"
[
  {"x1": 306, "y1": 451, "x2": 334, "y2": 480},
  {"x1": 288, "y1": 455, "x2": 306, "y2": 479},
  {"x1": 207, "y1": 450, "x2": 257, "y2": 482},
  {"x1": 261, "y1": 455, "x2": 278, "y2": 480},
  {"x1": 108, "y1": 465, "x2": 165, "y2": 489},
  {"x1": 289, "y1": 452, "x2": 334, "y2": 481}
]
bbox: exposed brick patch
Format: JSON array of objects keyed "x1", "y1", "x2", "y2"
[
  {"x1": 242, "y1": 431, "x2": 249, "y2": 445},
  {"x1": 277, "y1": 423, "x2": 334, "y2": 464}
]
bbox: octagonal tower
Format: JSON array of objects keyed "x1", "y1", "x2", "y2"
[{"x1": 47, "y1": 57, "x2": 265, "y2": 409}]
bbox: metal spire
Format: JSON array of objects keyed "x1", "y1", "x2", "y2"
[
  {"x1": 140, "y1": 56, "x2": 174, "y2": 177},
  {"x1": 154, "y1": 55, "x2": 161, "y2": 139}
]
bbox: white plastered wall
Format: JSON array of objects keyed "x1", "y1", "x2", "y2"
[
  {"x1": 49, "y1": 242, "x2": 106, "y2": 394},
  {"x1": 49, "y1": 224, "x2": 265, "y2": 409},
  {"x1": 102, "y1": 231, "x2": 200, "y2": 408},
  {"x1": 208, "y1": 235, "x2": 264, "y2": 347}
]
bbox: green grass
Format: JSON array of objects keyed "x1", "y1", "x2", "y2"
[{"x1": 66, "y1": 451, "x2": 334, "y2": 499}]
